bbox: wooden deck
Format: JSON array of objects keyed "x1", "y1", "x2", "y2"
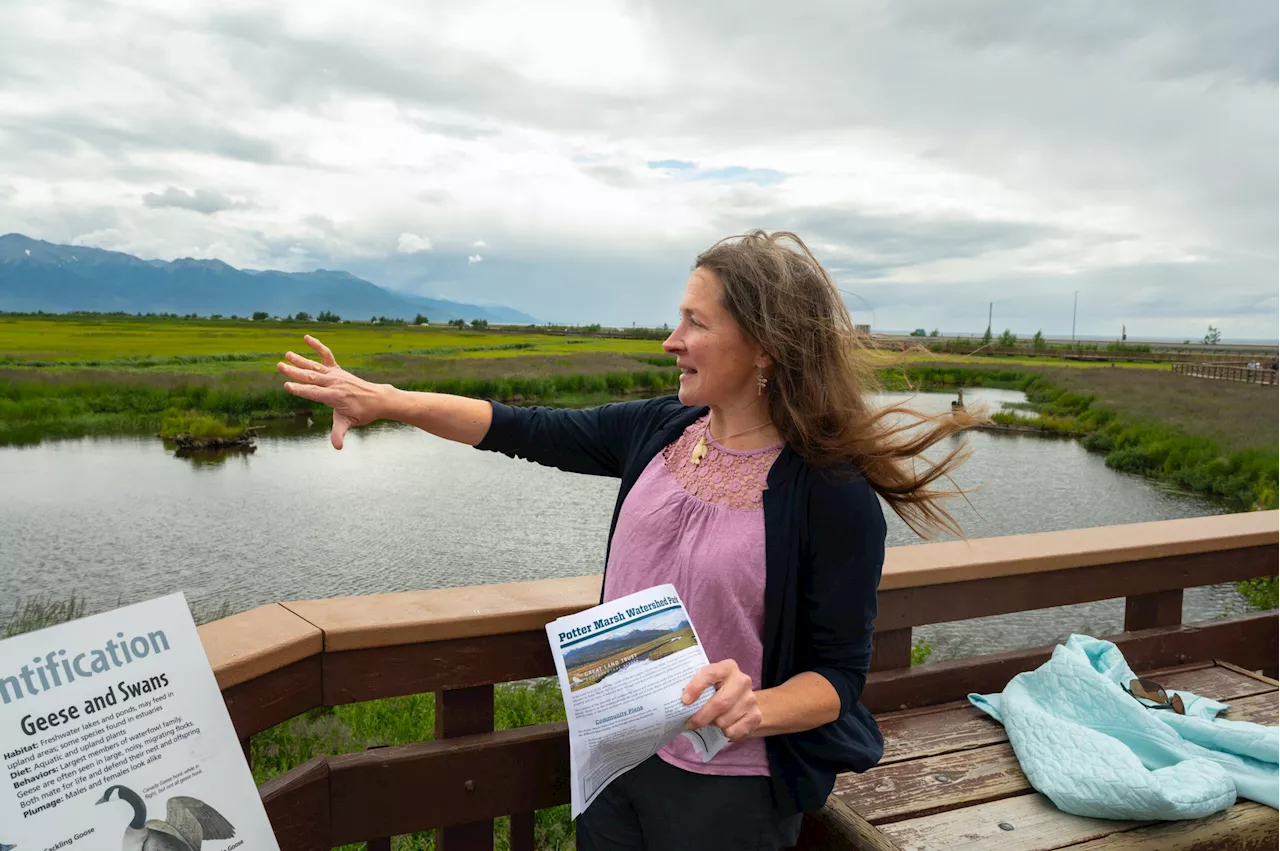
[
  {"x1": 197, "y1": 511, "x2": 1277, "y2": 850},
  {"x1": 1172, "y1": 361, "x2": 1279, "y2": 386},
  {"x1": 828, "y1": 661, "x2": 1278, "y2": 851}
]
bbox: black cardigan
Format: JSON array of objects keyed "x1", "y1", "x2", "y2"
[{"x1": 476, "y1": 394, "x2": 886, "y2": 815}]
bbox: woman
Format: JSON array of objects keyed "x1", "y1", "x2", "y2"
[{"x1": 277, "y1": 230, "x2": 977, "y2": 850}]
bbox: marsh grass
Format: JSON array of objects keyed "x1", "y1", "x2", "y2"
[
  {"x1": 0, "y1": 366, "x2": 682, "y2": 446},
  {"x1": 159, "y1": 409, "x2": 248, "y2": 440}
]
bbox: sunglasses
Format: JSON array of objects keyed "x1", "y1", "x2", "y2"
[{"x1": 1125, "y1": 677, "x2": 1186, "y2": 715}]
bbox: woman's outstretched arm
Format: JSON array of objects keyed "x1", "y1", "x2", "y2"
[{"x1": 276, "y1": 334, "x2": 492, "y2": 449}]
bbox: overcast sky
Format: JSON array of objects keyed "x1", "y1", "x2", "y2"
[{"x1": 2, "y1": 0, "x2": 1275, "y2": 337}]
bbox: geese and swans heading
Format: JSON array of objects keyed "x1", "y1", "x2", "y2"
[{"x1": 96, "y1": 784, "x2": 235, "y2": 851}]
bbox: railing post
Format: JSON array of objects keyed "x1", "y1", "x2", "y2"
[
  {"x1": 870, "y1": 627, "x2": 914, "y2": 671},
  {"x1": 1124, "y1": 589, "x2": 1183, "y2": 632},
  {"x1": 509, "y1": 811, "x2": 536, "y2": 851},
  {"x1": 435, "y1": 684, "x2": 496, "y2": 851}
]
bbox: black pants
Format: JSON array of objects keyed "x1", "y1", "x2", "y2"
[{"x1": 575, "y1": 755, "x2": 804, "y2": 851}]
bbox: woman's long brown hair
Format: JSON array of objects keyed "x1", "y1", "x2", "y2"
[{"x1": 696, "y1": 229, "x2": 986, "y2": 539}]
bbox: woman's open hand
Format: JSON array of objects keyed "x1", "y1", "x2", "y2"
[
  {"x1": 681, "y1": 659, "x2": 762, "y2": 742},
  {"x1": 276, "y1": 335, "x2": 390, "y2": 450}
]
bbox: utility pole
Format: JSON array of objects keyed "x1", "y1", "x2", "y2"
[
  {"x1": 1072, "y1": 291, "x2": 1078, "y2": 346},
  {"x1": 987, "y1": 302, "x2": 992, "y2": 336}
]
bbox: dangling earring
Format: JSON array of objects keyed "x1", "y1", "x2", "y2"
[{"x1": 756, "y1": 368, "x2": 768, "y2": 396}]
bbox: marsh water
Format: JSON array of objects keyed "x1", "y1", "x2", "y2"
[{"x1": 0, "y1": 388, "x2": 1246, "y2": 661}]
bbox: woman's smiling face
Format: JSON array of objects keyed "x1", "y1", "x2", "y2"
[{"x1": 662, "y1": 267, "x2": 765, "y2": 409}]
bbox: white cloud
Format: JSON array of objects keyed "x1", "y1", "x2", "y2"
[
  {"x1": 0, "y1": 0, "x2": 1272, "y2": 335},
  {"x1": 397, "y1": 232, "x2": 432, "y2": 253}
]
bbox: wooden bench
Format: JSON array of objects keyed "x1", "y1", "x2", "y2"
[{"x1": 797, "y1": 660, "x2": 1279, "y2": 850}]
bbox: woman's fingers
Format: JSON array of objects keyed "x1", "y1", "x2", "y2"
[
  {"x1": 304, "y1": 334, "x2": 339, "y2": 368},
  {"x1": 284, "y1": 350, "x2": 326, "y2": 372},
  {"x1": 283, "y1": 381, "x2": 341, "y2": 406},
  {"x1": 277, "y1": 361, "x2": 335, "y2": 385}
]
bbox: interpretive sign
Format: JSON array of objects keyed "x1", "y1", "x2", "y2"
[{"x1": 0, "y1": 593, "x2": 279, "y2": 850}]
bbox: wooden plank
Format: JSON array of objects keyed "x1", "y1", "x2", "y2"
[
  {"x1": 877, "y1": 511, "x2": 1277, "y2": 592},
  {"x1": 871, "y1": 627, "x2": 915, "y2": 672},
  {"x1": 863, "y1": 612, "x2": 1278, "y2": 713},
  {"x1": 1124, "y1": 589, "x2": 1183, "y2": 632},
  {"x1": 1057, "y1": 801, "x2": 1277, "y2": 850},
  {"x1": 326, "y1": 723, "x2": 570, "y2": 845},
  {"x1": 879, "y1": 792, "x2": 1142, "y2": 851},
  {"x1": 876, "y1": 546, "x2": 1275, "y2": 630},
  {"x1": 871, "y1": 661, "x2": 1274, "y2": 765},
  {"x1": 795, "y1": 795, "x2": 904, "y2": 851},
  {"x1": 1214, "y1": 658, "x2": 1280, "y2": 687},
  {"x1": 223, "y1": 655, "x2": 323, "y2": 738},
  {"x1": 836, "y1": 742, "x2": 1027, "y2": 824},
  {"x1": 436, "y1": 685, "x2": 496, "y2": 851},
  {"x1": 199, "y1": 603, "x2": 323, "y2": 689},
  {"x1": 877, "y1": 704, "x2": 1006, "y2": 765},
  {"x1": 259, "y1": 755, "x2": 331, "y2": 851},
  {"x1": 282, "y1": 575, "x2": 602, "y2": 651},
  {"x1": 323, "y1": 631, "x2": 554, "y2": 705},
  {"x1": 1223, "y1": 691, "x2": 1278, "y2": 725},
  {"x1": 1155, "y1": 664, "x2": 1276, "y2": 700}
]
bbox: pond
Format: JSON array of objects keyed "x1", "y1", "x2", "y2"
[{"x1": 0, "y1": 388, "x2": 1245, "y2": 660}]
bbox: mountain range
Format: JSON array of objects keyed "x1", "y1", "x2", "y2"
[
  {"x1": 563, "y1": 621, "x2": 692, "y2": 669},
  {"x1": 0, "y1": 234, "x2": 536, "y2": 324}
]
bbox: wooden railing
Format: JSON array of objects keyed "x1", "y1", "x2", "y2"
[
  {"x1": 200, "y1": 511, "x2": 1279, "y2": 851},
  {"x1": 1173, "y1": 361, "x2": 1279, "y2": 386}
]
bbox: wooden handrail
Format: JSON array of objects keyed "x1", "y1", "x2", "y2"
[
  {"x1": 200, "y1": 512, "x2": 1278, "y2": 850},
  {"x1": 1173, "y1": 361, "x2": 1280, "y2": 386},
  {"x1": 200, "y1": 512, "x2": 1278, "y2": 679},
  {"x1": 879, "y1": 509, "x2": 1276, "y2": 589}
]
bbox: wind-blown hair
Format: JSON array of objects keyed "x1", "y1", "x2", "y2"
[{"x1": 696, "y1": 230, "x2": 985, "y2": 538}]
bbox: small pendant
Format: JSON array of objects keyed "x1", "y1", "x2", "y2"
[{"x1": 690, "y1": 436, "x2": 708, "y2": 466}]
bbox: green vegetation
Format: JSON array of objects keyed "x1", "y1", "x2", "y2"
[
  {"x1": 1011, "y1": 372, "x2": 1276, "y2": 510},
  {"x1": 158, "y1": 409, "x2": 247, "y2": 440},
  {"x1": 2, "y1": 593, "x2": 88, "y2": 638},
  {"x1": 0, "y1": 315, "x2": 684, "y2": 445},
  {"x1": 911, "y1": 638, "x2": 932, "y2": 666},
  {"x1": 1104, "y1": 341, "x2": 1152, "y2": 353},
  {"x1": 0, "y1": 368, "x2": 681, "y2": 446}
]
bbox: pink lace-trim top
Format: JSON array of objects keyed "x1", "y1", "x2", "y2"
[{"x1": 603, "y1": 415, "x2": 783, "y2": 777}]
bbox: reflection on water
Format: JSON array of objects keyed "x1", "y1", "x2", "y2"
[{"x1": 0, "y1": 389, "x2": 1245, "y2": 660}]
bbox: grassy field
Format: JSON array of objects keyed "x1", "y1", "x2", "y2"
[
  {"x1": 0, "y1": 316, "x2": 689, "y2": 445},
  {"x1": 0, "y1": 315, "x2": 665, "y2": 369}
]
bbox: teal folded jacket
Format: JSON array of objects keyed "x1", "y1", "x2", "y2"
[{"x1": 969, "y1": 635, "x2": 1279, "y2": 820}]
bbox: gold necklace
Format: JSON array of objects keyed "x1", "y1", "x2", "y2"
[{"x1": 689, "y1": 419, "x2": 772, "y2": 466}]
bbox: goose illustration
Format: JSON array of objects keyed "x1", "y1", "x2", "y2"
[{"x1": 96, "y1": 785, "x2": 235, "y2": 851}]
